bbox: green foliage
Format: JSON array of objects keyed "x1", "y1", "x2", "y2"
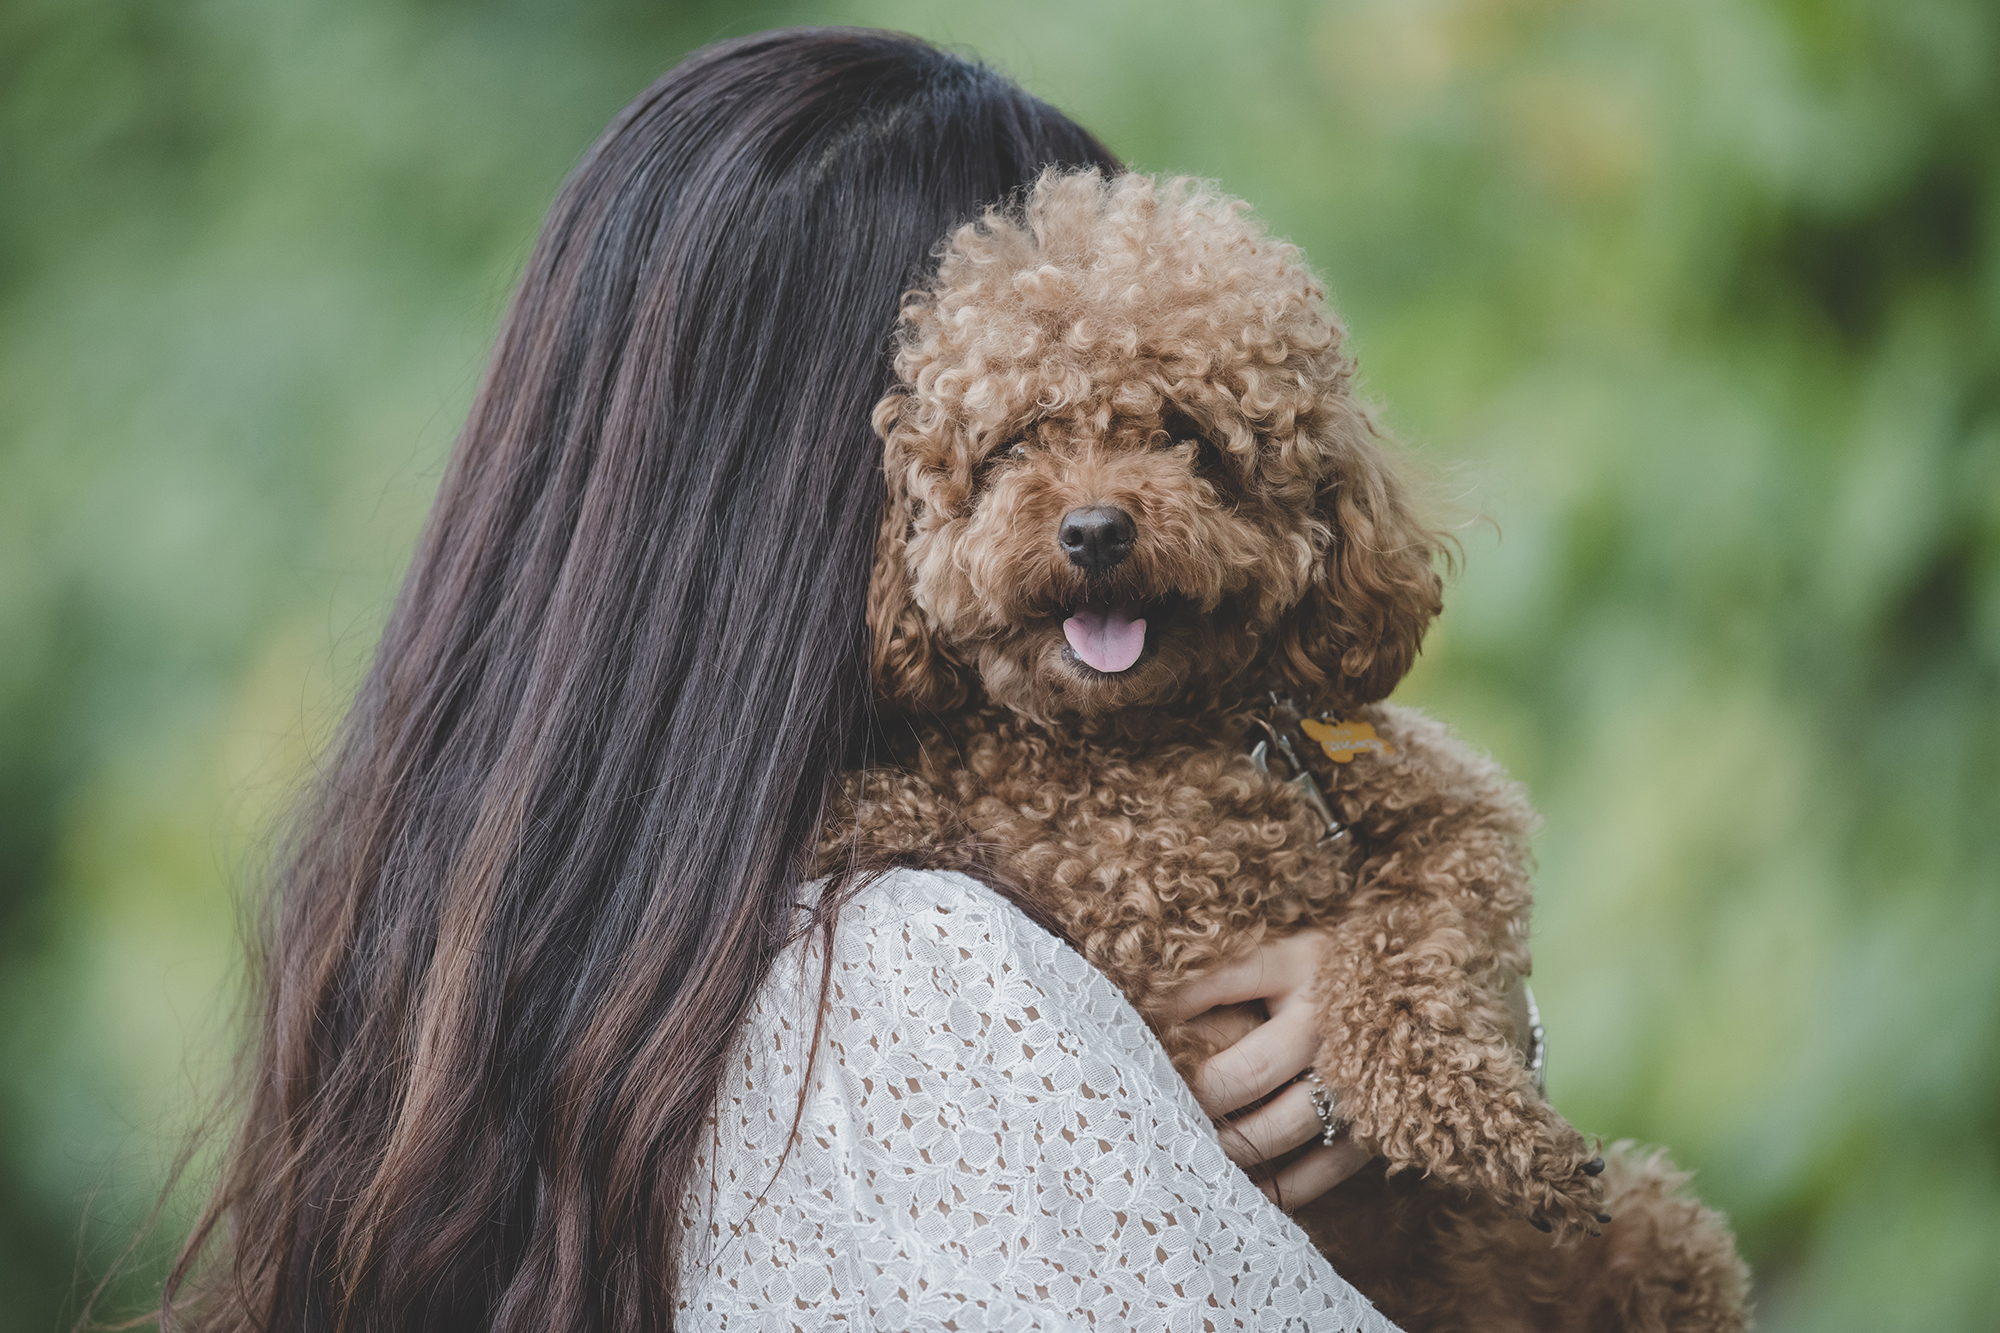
[{"x1": 1, "y1": 1, "x2": 1993, "y2": 1327}]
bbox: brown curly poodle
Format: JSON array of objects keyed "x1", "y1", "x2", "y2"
[{"x1": 822, "y1": 169, "x2": 1750, "y2": 1332}]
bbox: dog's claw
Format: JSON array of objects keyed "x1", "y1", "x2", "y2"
[{"x1": 1582, "y1": 1156, "x2": 1605, "y2": 1176}]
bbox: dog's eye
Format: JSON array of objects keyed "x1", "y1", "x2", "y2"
[
  {"x1": 1159, "y1": 411, "x2": 1226, "y2": 472},
  {"x1": 975, "y1": 439, "x2": 1028, "y2": 486},
  {"x1": 1160, "y1": 411, "x2": 1218, "y2": 454}
]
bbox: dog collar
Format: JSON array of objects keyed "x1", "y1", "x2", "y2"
[{"x1": 1248, "y1": 694, "x2": 1357, "y2": 844}]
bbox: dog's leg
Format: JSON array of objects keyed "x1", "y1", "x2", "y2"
[
  {"x1": 1312, "y1": 868, "x2": 1607, "y2": 1237},
  {"x1": 1287, "y1": 706, "x2": 1603, "y2": 1236}
]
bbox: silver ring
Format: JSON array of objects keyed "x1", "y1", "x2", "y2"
[{"x1": 1302, "y1": 1071, "x2": 1344, "y2": 1146}]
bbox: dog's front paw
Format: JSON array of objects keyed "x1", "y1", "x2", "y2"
[{"x1": 1514, "y1": 1114, "x2": 1609, "y2": 1240}]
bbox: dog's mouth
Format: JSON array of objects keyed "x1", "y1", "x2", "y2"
[{"x1": 1059, "y1": 597, "x2": 1176, "y2": 675}]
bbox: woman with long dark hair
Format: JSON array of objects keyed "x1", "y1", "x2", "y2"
[{"x1": 161, "y1": 28, "x2": 1385, "y2": 1331}]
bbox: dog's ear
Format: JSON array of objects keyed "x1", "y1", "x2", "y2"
[
  {"x1": 1271, "y1": 414, "x2": 1445, "y2": 709},
  {"x1": 868, "y1": 394, "x2": 973, "y2": 715}
]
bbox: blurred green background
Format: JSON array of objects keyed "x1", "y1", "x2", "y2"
[{"x1": 2, "y1": 0, "x2": 1995, "y2": 1327}]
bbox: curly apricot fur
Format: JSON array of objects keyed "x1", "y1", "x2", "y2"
[
  {"x1": 829, "y1": 171, "x2": 1748, "y2": 1332},
  {"x1": 871, "y1": 170, "x2": 1441, "y2": 722}
]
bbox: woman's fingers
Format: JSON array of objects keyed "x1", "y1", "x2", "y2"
[
  {"x1": 1174, "y1": 1000, "x2": 1266, "y2": 1057},
  {"x1": 1161, "y1": 953, "x2": 1286, "y2": 1025},
  {"x1": 1158, "y1": 930, "x2": 1328, "y2": 1025},
  {"x1": 1252, "y1": 1132, "x2": 1372, "y2": 1211},
  {"x1": 1187, "y1": 1001, "x2": 1320, "y2": 1117},
  {"x1": 1215, "y1": 1080, "x2": 1324, "y2": 1168}
]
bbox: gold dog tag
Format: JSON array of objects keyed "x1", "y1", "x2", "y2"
[{"x1": 1301, "y1": 717, "x2": 1392, "y2": 763}]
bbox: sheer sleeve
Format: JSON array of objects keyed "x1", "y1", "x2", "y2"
[{"x1": 676, "y1": 868, "x2": 1400, "y2": 1332}]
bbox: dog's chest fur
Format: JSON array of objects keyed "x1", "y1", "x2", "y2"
[{"x1": 826, "y1": 701, "x2": 1517, "y2": 1022}]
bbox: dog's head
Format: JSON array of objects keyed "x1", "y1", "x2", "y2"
[{"x1": 870, "y1": 170, "x2": 1443, "y2": 723}]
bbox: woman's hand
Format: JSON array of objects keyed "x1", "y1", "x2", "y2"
[{"x1": 1162, "y1": 928, "x2": 1370, "y2": 1210}]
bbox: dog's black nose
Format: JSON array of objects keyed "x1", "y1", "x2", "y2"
[{"x1": 1059, "y1": 505, "x2": 1136, "y2": 574}]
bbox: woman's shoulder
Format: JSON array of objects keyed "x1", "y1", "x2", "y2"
[
  {"x1": 832, "y1": 863, "x2": 1015, "y2": 917},
  {"x1": 801, "y1": 866, "x2": 1165, "y2": 1066},
  {"x1": 685, "y1": 864, "x2": 1400, "y2": 1331},
  {"x1": 807, "y1": 865, "x2": 1058, "y2": 981}
]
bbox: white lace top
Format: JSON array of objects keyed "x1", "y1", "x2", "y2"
[{"x1": 675, "y1": 867, "x2": 1399, "y2": 1331}]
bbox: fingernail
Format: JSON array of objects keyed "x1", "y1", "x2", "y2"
[{"x1": 1582, "y1": 1156, "x2": 1605, "y2": 1176}]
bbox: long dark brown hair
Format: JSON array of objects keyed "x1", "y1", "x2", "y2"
[{"x1": 161, "y1": 29, "x2": 1116, "y2": 1332}]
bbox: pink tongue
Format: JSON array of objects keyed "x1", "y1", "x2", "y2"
[{"x1": 1063, "y1": 604, "x2": 1148, "y2": 673}]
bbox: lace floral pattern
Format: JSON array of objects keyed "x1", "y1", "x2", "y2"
[{"x1": 677, "y1": 868, "x2": 1398, "y2": 1331}]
